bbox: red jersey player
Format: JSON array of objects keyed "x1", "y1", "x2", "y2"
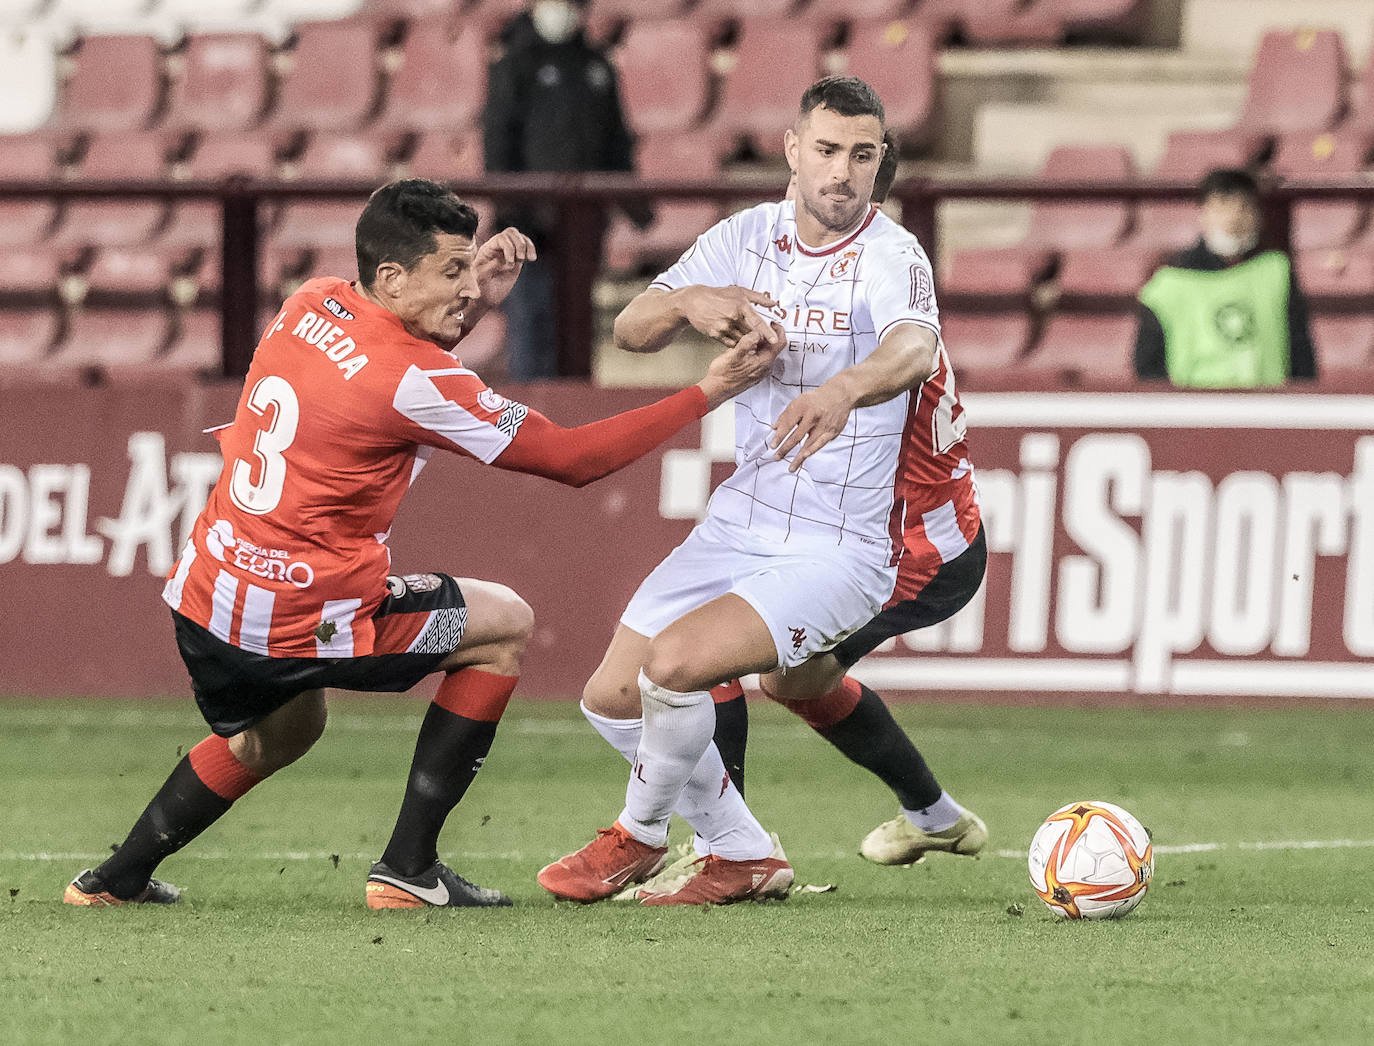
[{"x1": 64, "y1": 178, "x2": 780, "y2": 909}]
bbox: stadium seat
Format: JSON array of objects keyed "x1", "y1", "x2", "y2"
[
  {"x1": 269, "y1": 201, "x2": 365, "y2": 251},
  {"x1": 161, "y1": 308, "x2": 223, "y2": 374},
  {"x1": 707, "y1": 19, "x2": 828, "y2": 153},
  {"x1": 183, "y1": 135, "x2": 279, "y2": 180},
  {"x1": 840, "y1": 18, "x2": 936, "y2": 145},
  {"x1": 1296, "y1": 248, "x2": 1374, "y2": 299},
  {"x1": 83, "y1": 248, "x2": 178, "y2": 299},
  {"x1": 941, "y1": 311, "x2": 1031, "y2": 374},
  {"x1": 378, "y1": 19, "x2": 487, "y2": 134},
  {"x1": 692, "y1": 0, "x2": 797, "y2": 20},
  {"x1": 1271, "y1": 130, "x2": 1370, "y2": 251},
  {"x1": 270, "y1": 21, "x2": 381, "y2": 133},
  {"x1": 405, "y1": 129, "x2": 484, "y2": 181},
  {"x1": 941, "y1": 246, "x2": 1053, "y2": 298},
  {"x1": 1056, "y1": 245, "x2": 1164, "y2": 300},
  {"x1": 0, "y1": 308, "x2": 60, "y2": 367},
  {"x1": 613, "y1": 20, "x2": 711, "y2": 136},
  {"x1": 1021, "y1": 311, "x2": 1137, "y2": 382},
  {"x1": 0, "y1": 133, "x2": 59, "y2": 178},
  {"x1": 806, "y1": 0, "x2": 918, "y2": 19},
  {"x1": 1235, "y1": 29, "x2": 1349, "y2": 139},
  {"x1": 1128, "y1": 130, "x2": 1252, "y2": 252},
  {"x1": 604, "y1": 133, "x2": 721, "y2": 273},
  {"x1": 0, "y1": 249, "x2": 65, "y2": 300},
  {"x1": 0, "y1": 202, "x2": 60, "y2": 249},
  {"x1": 47, "y1": 308, "x2": 170, "y2": 372},
  {"x1": 291, "y1": 132, "x2": 394, "y2": 181},
  {"x1": 57, "y1": 34, "x2": 164, "y2": 134},
  {"x1": 308, "y1": 245, "x2": 359, "y2": 283},
  {"x1": 1023, "y1": 145, "x2": 1136, "y2": 249},
  {"x1": 162, "y1": 33, "x2": 272, "y2": 135},
  {"x1": 51, "y1": 133, "x2": 172, "y2": 251},
  {"x1": 1310, "y1": 312, "x2": 1374, "y2": 371}
]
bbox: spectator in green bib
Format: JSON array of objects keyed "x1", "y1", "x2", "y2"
[{"x1": 1135, "y1": 168, "x2": 1316, "y2": 387}]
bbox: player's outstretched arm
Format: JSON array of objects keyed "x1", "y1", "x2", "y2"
[
  {"x1": 496, "y1": 330, "x2": 783, "y2": 487},
  {"x1": 614, "y1": 285, "x2": 783, "y2": 354},
  {"x1": 770, "y1": 322, "x2": 937, "y2": 474},
  {"x1": 455, "y1": 228, "x2": 536, "y2": 338}
]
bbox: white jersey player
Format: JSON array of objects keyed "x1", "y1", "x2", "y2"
[{"x1": 539, "y1": 76, "x2": 947, "y2": 906}]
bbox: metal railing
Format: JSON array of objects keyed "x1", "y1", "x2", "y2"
[{"x1": 2, "y1": 174, "x2": 1371, "y2": 377}]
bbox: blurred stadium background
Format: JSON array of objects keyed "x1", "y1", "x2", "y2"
[{"x1": 0, "y1": 0, "x2": 1371, "y2": 703}]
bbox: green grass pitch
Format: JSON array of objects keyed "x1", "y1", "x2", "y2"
[{"x1": 3, "y1": 696, "x2": 1373, "y2": 1045}]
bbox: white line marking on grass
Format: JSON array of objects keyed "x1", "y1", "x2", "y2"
[{"x1": 9, "y1": 839, "x2": 1374, "y2": 864}]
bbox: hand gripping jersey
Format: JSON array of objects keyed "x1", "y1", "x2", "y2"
[
  {"x1": 163, "y1": 276, "x2": 707, "y2": 658},
  {"x1": 653, "y1": 201, "x2": 974, "y2": 569}
]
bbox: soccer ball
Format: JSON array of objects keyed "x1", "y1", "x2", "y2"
[{"x1": 1027, "y1": 801, "x2": 1153, "y2": 920}]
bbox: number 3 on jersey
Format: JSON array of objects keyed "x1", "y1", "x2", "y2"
[{"x1": 230, "y1": 375, "x2": 300, "y2": 515}]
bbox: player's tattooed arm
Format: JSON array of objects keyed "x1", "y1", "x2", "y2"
[
  {"x1": 614, "y1": 285, "x2": 784, "y2": 353},
  {"x1": 457, "y1": 228, "x2": 536, "y2": 336},
  {"x1": 770, "y1": 322, "x2": 937, "y2": 473}
]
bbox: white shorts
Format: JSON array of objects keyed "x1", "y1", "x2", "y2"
[{"x1": 621, "y1": 520, "x2": 897, "y2": 669}]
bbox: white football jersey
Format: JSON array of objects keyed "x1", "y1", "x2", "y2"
[{"x1": 652, "y1": 200, "x2": 941, "y2": 567}]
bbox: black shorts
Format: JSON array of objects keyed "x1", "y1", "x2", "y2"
[
  {"x1": 172, "y1": 572, "x2": 468, "y2": 737},
  {"x1": 830, "y1": 525, "x2": 987, "y2": 670}
]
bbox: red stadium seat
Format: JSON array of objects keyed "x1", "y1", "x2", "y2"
[
  {"x1": 589, "y1": 0, "x2": 686, "y2": 17},
  {"x1": 941, "y1": 311, "x2": 1031, "y2": 374},
  {"x1": 1024, "y1": 145, "x2": 1136, "y2": 249},
  {"x1": 405, "y1": 129, "x2": 484, "y2": 181},
  {"x1": 842, "y1": 19, "x2": 936, "y2": 144},
  {"x1": 292, "y1": 132, "x2": 393, "y2": 181},
  {"x1": 964, "y1": 0, "x2": 1148, "y2": 43},
  {"x1": 1296, "y1": 248, "x2": 1374, "y2": 299},
  {"x1": 0, "y1": 308, "x2": 60, "y2": 367},
  {"x1": 269, "y1": 202, "x2": 363, "y2": 251},
  {"x1": 942, "y1": 246, "x2": 1052, "y2": 297},
  {"x1": 1235, "y1": 29, "x2": 1348, "y2": 137},
  {"x1": 614, "y1": 20, "x2": 711, "y2": 135},
  {"x1": 1129, "y1": 131, "x2": 1253, "y2": 252},
  {"x1": 57, "y1": 35, "x2": 163, "y2": 134},
  {"x1": 183, "y1": 135, "x2": 279, "y2": 180},
  {"x1": 0, "y1": 250, "x2": 64, "y2": 298},
  {"x1": 51, "y1": 134, "x2": 172, "y2": 250},
  {"x1": 1056, "y1": 245, "x2": 1164, "y2": 299},
  {"x1": 807, "y1": 0, "x2": 919, "y2": 19},
  {"x1": 0, "y1": 133, "x2": 60, "y2": 178},
  {"x1": 1271, "y1": 130, "x2": 1370, "y2": 250},
  {"x1": 271, "y1": 21, "x2": 381, "y2": 132},
  {"x1": 163, "y1": 33, "x2": 271, "y2": 135},
  {"x1": 379, "y1": 20, "x2": 487, "y2": 133},
  {"x1": 1311, "y1": 312, "x2": 1374, "y2": 372},
  {"x1": 1021, "y1": 312, "x2": 1136, "y2": 382},
  {"x1": 0, "y1": 202, "x2": 60, "y2": 249},
  {"x1": 604, "y1": 133, "x2": 721, "y2": 273},
  {"x1": 309, "y1": 245, "x2": 360, "y2": 283},
  {"x1": 693, "y1": 0, "x2": 797, "y2": 20},
  {"x1": 48, "y1": 308, "x2": 170, "y2": 372},
  {"x1": 83, "y1": 249, "x2": 178, "y2": 298},
  {"x1": 707, "y1": 19, "x2": 828, "y2": 153},
  {"x1": 160, "y1": 309, "x2": 223, "y2": 375},
  {"x1": 1345, "y1": 48, "x2": 1374, "y2": 137}
]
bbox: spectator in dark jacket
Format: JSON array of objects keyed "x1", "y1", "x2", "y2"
[
  {"x1": 483, "y1": 0, "x2": 642, "y2": 380},
  {"x1": 1135, "y1": 168, "x2": 1316, "y2": 387}
]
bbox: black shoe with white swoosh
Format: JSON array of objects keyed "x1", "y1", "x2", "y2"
[{"x1": 365, "y1": 859, "x2": 512, "y2": 909}]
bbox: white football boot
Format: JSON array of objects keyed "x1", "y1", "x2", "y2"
[{"x1": 860, "y1": 809, "x2": 988, "y2": 865}]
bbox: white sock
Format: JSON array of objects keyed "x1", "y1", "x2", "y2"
[
  {"x1": 583, "y1": 700, "x2": 773, "y2": 861},
  {"x1": 618, "y1": 670, "x2": 716, "y2": 848},
  {"x1": 902, "y1": 790, "x2": 963, "y2": 832}
]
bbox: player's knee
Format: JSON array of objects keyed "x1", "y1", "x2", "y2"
[
  {"x1": 485, "y1": 585, "x2": 534, "y2": 673},
  {"x1": 583, "y1": 669, "x2": 642, "y2": 718},
  {"x1": 642, "y1": 634, "x2": 704, "y2": 695}
]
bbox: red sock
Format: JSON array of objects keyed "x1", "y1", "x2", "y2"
[
  {"x1": 712, "y1": 679, "x2": 745, "y2": 703},
  {"x1": 433, "y1": 668, "x2": 519, "y2": 722},
  {"x1": 188, "y1": 734, "x2": 263, "y2": 801},
  {"x1": 768, "y1": 675, "x2": 863, "y2": 730}
]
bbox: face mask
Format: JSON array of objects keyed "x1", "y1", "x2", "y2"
[
  {"x1": 532, "y1": 1, "x2": 580, "y2": 44},
  {"x1": 1203, "y1": 228, "x2": 1258, "y2": 259}
]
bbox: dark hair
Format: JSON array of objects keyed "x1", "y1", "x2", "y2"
[
  {"x1": 1198, "y1": 168, "x2": 1259, "y2": 203},
  {"x1": 798, "y1": 75, "x2": 885, "y2": 126},
  {"x1": 355, "y1": 179, "x2": 480, "y2": 287},
  {"x1": 872, "y1": 130, "x2": 898, "y2": 203}
]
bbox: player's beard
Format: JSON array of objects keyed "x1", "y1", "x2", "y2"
[{"x1": 804, "y1": 185, "x2": 867, "y2": 234}]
